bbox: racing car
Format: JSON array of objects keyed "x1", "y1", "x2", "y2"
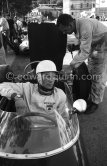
[{"x1": 0, "y1": 63, "x2": 89, "y2": 166}]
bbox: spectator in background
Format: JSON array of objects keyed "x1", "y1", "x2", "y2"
[
  {"x1": 0, "y1": 31, "x2": 6, "y2": 64},
  {"x1": 22, "y1": 21, "x2": 28, "y2": 34},
  {"x1": 0, "y1": 12, "x2": 10, "y2": 55},
  {"x1": 6, "y1": 14, "x2": 17, "y2": 43},
  {"x1": 15, "y1": 17, "x2": 22, "y2": 36},
  {"x1": 14, "y1": 16, "x2": 23, "y2": 44}
]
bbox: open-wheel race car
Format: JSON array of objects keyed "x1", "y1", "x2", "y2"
[{"x1": 0, "y1": 63, "x2": 89, "y2": 166}]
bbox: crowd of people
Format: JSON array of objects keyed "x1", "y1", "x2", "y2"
[
  {"x1": 0, "y1": 12, "x2": 28, "y2": 57},
  {"x1": 96, "y1": 15, "x2": 107, "y2": 21}
]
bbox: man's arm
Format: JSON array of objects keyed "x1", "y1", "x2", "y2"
[
  {"x1": 70, "y1": 23, "x2": 92, "y2": 68},
  {"x1": 0, "y1": 82, "x2": 23, "y2": 99}
]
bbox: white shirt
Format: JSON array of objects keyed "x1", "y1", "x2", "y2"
[
  {"x1": 0, "y1": 17, "x2": 9, "y2": 31},
  {"x1": 0, "y1": 82, "x2": 68, "y2": 122}
]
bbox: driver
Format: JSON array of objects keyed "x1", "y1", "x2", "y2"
[{"x1": 0, "y1": 60, "x2": 69, "y2": 123}]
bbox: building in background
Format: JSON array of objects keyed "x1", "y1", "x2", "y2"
[
  {"x1": 96, "y1": 0, "x2": 107, "y2": 18},
  {"x1": 63, "y1": 0, "x2": 96, "y2": 17}
]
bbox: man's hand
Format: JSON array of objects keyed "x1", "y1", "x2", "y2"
[
  {"x1": 11, "y1": 93, "x2": 21, "y2": 100},
  {"x1": 72, "y1": 63, "x2": 82, "y2": 68},
  {"x1": 62, "y1": 65, "x2": 73, "y2": 73}
]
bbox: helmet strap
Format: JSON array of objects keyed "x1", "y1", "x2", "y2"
[{"x1": 38, "y1": 84, "x2": 54, "y2": 96}]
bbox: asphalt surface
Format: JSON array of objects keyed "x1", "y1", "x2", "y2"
[
  {"x1": 79, "y1": 92, "x2": 107, "y2": 166},
  {"x1": 6, "y1": 49, "x2": 107, "y2": 166}
]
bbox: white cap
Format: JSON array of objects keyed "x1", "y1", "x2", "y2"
[{"x1": 36, "y1": 60, "x2": 57, "y2": 74}]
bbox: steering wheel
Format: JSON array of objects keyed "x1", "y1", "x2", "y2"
[
  {"x1": 13, "y1": 112, "x2": 57, "y2": 128},
  {"x1": 24, "y1": 61, "x2": 40, "y2": 74}
]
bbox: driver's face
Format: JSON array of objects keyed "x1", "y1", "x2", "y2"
[{"x1": 42, "y1": 72, "x2": 57, "y2": 89}]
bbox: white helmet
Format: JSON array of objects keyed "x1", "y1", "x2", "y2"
[{"x1": 36, "y1": 60, "x2": 57, "y2": 74}]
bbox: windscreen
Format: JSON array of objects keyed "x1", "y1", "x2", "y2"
[{"x1": 0, "y1": 99, "x2": 79, "y2": 159}]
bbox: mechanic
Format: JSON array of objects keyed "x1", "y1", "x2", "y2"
[
  {"x1": 0, "y1": 60, "x2": 69, "y2": 123},
  {"x1": 57, "y1": 13, "x2": 107, "y2": 114}
]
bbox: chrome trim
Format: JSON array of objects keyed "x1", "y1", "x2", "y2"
[{"x1": 0, "y1": 126, "x2": 80, "y2": 159}]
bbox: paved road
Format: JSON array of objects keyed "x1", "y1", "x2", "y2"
[
  {"x1": 79, "y1": 92, "x2": 107, "y2": 166},
  {"x1": 6, "y1": 50, "x2": 107, "y2": 166}
]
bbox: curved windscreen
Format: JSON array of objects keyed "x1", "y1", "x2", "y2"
[{"x1": 0, "y1": 98, "x2": 79, "y2": 159}]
